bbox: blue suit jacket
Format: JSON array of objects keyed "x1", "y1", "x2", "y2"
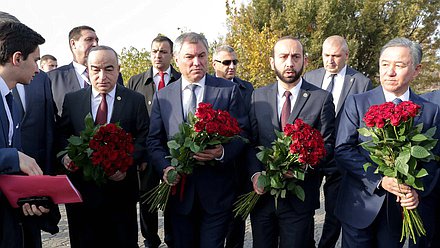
[
  {"x1": 335, "y1": 86, "x2": 440, "y2": 229},
  {"x1": 15, "y1": 71, "x2": 56, "y2": 174},
  {"x1": 147, "y1": 74, "x2": 249, "y2": 215},
  {"x1": 248, "y1": 80, "x2": 335, "y2": 213},
  {"x1": 422, "y1": 90, "x2": 440, "y2": 106}
]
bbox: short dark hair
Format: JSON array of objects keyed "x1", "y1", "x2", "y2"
[
  {"x1": 0, "y1": 11, "x2": 20, "y2": 23},
  {"x1": 41, "y1": 54, "x2": 57, "y2": 62},
  {"x1": 151, "y1": 35, "x2": 173, "y2": 53},
  {"x1": 0, "y1": 22, "x2": 45, "y2": 65},
  {"x1": 68, "y1": 25, "x2": 95, "y2": 41}
]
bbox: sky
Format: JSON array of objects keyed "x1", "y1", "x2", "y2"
[{"x1": 3, "y1": 0, "x2": 248, "y2": 66}]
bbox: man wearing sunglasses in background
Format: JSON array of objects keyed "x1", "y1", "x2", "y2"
[{"x1": 212, "y1": 45, "x2": 253, "y2": 248}]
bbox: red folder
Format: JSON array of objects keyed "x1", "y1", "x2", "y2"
[{"x1": 0, "y1": 175, "x2": 83, "y2": 208}]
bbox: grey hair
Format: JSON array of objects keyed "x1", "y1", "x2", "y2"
[
  {"x1": 213, "y1": 45, "x2": 235, "y2": 60},
  {"x1": 173, "y1": 32, "x2": 209, "y2": 56},
  {"x1": 323, "y1": 35, "x2": 348, "y2": 53},
  {"x1": 380, "y1": 37, "x2": 422, "y2": 68}
]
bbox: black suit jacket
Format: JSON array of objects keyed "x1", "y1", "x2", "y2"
[
  {"x1": 127, "y1": 65, "x2": 181, "y2": 115},
  {"x1": 48, "y1": 62, "x2": 124, "y2": 117},
  {"x1": 248, "y1": 80, "x2": 335, "y2": 213},
  {"x1": 57, "y1": 85, "x2": 149, "y2": 207}
]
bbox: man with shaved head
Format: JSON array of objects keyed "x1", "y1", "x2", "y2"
[{"x1": 303, "y1": 35, "x2": 372, "y2": 248}]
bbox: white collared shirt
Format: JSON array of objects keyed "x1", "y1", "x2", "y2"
[
  {"x1": 91, "y1": 86, "x2": 116, "y2": 124},
  {"x1": 383, "y1": 87, "x2": 410, "y2": 102},
  {"x1": 322, "y1": 65, "x2": 347, "y2": 111},
  {"x1": 277, "y1": 79, "x2": 303, "y2": 121},
  {"x1": 72, "y1": 61, "x2": 89, "y2": 88},
  {"x1": 0, "y1": 77, "x2": 13, "y2": 145},
  {"x1": 153, "y1": 66, "x2": 172, "y2": 91},
  {"x1": 181, "y1": 76, "x2": 206, "y2": 118}
]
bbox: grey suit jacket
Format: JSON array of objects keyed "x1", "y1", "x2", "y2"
[
  {"x1": 303, "y1": 66, "x2": 372, "y2": 119},
  {"x1": 127, "y1": 65, "x2": 181, "y2": 115}
]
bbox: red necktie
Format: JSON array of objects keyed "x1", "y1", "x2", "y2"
[
  {"x1": 95, "y1": 93, "x2": 107, "y2": 125},
  {"x1": 280, "y1": 91, "x2": 291, "y2": 131},
  {"x1": 158, "y1": 71, "x2": 165, "y2": 90}
]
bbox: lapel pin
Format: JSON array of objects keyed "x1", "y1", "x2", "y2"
[
  {"x1": 303, "y1": 92, "x2": 309, "y2": 97},
  {"x1": 148, "y1": 100, "x2": 152, "y2": 105},
  {"x1": 117, "y1": 96, "x2": 122, "y2": 101}
]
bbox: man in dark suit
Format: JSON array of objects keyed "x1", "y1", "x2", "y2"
[
  {"x1": 58, "y1": 46, "x2": 149, "y2": 248},
  {"x1": 48, "y1": 25, "x2": 123, "y2": 117},
  {"x1": 212, "y1": 44, "x2": 253, "y2": 248},
  {"x1": 128, "y1": 35, "x2": 180, "y2": 248},
  {"x1": 0, "y1": 21, "x2": 50, "y2": 248},
  {"x1": 335, "y1": 37, "x2": 440, "y2": 247},
  {"x1": 248, "y1": 36, "x2": 335, "y2": 248},
  {"x1": 303, "y1": 35, "x2": 372, "y2": 248},
  {"x1": 147, "y1": 32, "x2": 249, "y2": 248}
]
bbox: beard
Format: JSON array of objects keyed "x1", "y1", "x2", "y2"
[{"x1": 274, "y1": 64, "x2": 304, "y2": 84}]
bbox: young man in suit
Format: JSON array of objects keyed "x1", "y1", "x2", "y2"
[
  {"x1": 335, "y1": 37, "x2": 440, "y2": 247},
  {"x1": 303, "y1": 35, "x2": 372, "y2": 248},
  {"x1": 58, "y1": 46, "x2": 149, "y2": 248},
  {"x1": 212, "y1": 45, "x2": 253, "y2": 248},
  {"x1": 248, "y1": 36, "x2": 335, "y2": 248},
  {"x1": 128, "y1": 35, "x2": 181, "y2": 248},
  {"x1": 0, "y1": 21, "x2": 50, "y2": 248},
  {"x1": 48, "y1": 26, "x2": 123, "y2": 117},
  {"x1": 147, "y1": 32, "x2": 249, "y2": 248}
]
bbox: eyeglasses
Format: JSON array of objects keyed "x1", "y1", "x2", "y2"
[{"x1": 215, "y1": 59, "x2": 238, "y2": 66}]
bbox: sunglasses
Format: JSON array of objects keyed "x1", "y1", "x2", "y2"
[{"x1": 215, "y1": 59, "x2": 239, "y2": 66}]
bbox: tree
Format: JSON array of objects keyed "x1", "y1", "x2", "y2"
[
  {"x1": 119, "y1": 46, "x2": 151, "y2": 84},
  {"x1": 225, "y1": 0, "x2": 440, "y2": 92}
]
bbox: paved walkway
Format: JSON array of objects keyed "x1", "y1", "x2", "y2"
[{"x1": 42, "y1": 188, "x2": 340, "y2": 247}]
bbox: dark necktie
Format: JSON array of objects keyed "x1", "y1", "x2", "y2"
[
  {"x1": 158, "y1": 71, "x2": 166, "y2": 90},
  {"x1": 326, "y1": 74, "x2": 336, "y2": 93},
  {"x1": 392, "y1": 98, "x2": 402, "y2": 105},
  {"x1": 12, "y1": 88, "x2": 24, "y2": 121},
  {"x1": 83, "y1": 69, "x2": 89, "y2": 88},
  {"x1": 5, "y1": 92, "x2": 13, "y2": 119},
  {"x1": 185, "y1": 84, "x2": 198, "y2": 121},
  {"x1": 280, "y1": 91, "x2": 291, "y2": 130},
  {"x1": 95, "y1": 93, "x2": 107, "y2": 125}
]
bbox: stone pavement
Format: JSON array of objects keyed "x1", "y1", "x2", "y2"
[{"x1": 42, "y1": 188, "x2": 341, "y2": 247}]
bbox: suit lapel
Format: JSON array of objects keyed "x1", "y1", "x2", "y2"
[
  {"x1": 288, "y1": 83, "x2": 311, "y2": 124},
  {"x1": 169, "y1": 79, "x2": 185, "y2": 124},
  {"x1": 111, "y1": 85, "x2": 125, "y2": 123},
  {"x1": 409, "y1": 90, "x2": 423, "y2": 125},
  {"x1": 203, "y1": 76, "x2": 221, "y2": 106},
  {"x1": 267, "y1": 83, "x2": 280, "y2": 130},
  {"x1": 12, "y1": 87, "x2": 25, "y2": 122},
  {"x1": 336, "y1": 67, "x2": 356, "y2": 114},
  {"x1": 68, "y1": 63, "x2": 81, "y2": 92}
]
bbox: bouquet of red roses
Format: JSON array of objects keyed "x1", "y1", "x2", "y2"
[
  {"x1": 358, "y1": 101, "x2": 438, "y2": 243},
  {"x1": 144, "y1": 102, "x2": 243, "y2": 212},
  {"x1": 58, "y1": 114, "x2": 135, "y2": 185},
  {"x1": 233, "y1": 119, "x2": 326, "y2": 219}
]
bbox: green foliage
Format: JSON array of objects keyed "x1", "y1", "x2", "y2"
[
  {"x1": 119, "y1": 46, "x2": 151, "y2": 84},
  {"x1": 225, "y1": 0, "x2": 440, "y2": 91}
]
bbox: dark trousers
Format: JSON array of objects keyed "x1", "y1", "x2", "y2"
[
  {"x1": 169, "y1": 196, "x2": 231, "y2": 248},
  {"x1": 341, "y1": 194, "x2": 404, "y2": 248},
  {"x1": 0, "y1": 196, "x2": 23, "y2": 248},
  {"x1": 318, "y1": 171, "x2": 342, "y2": 248},
  {"x1": 139, "y1": 166, "x2": 173, "y2": 248},
  {"x1": 250, "y1": 196, "x2": 314, "y2": 248},
  {"x1": 66, "y1": 202, "x2": 138, "y2": 248}
]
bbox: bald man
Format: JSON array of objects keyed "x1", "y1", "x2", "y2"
[{"x1": 303, "y1": 35, "x2": 372, "y2": 248}]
